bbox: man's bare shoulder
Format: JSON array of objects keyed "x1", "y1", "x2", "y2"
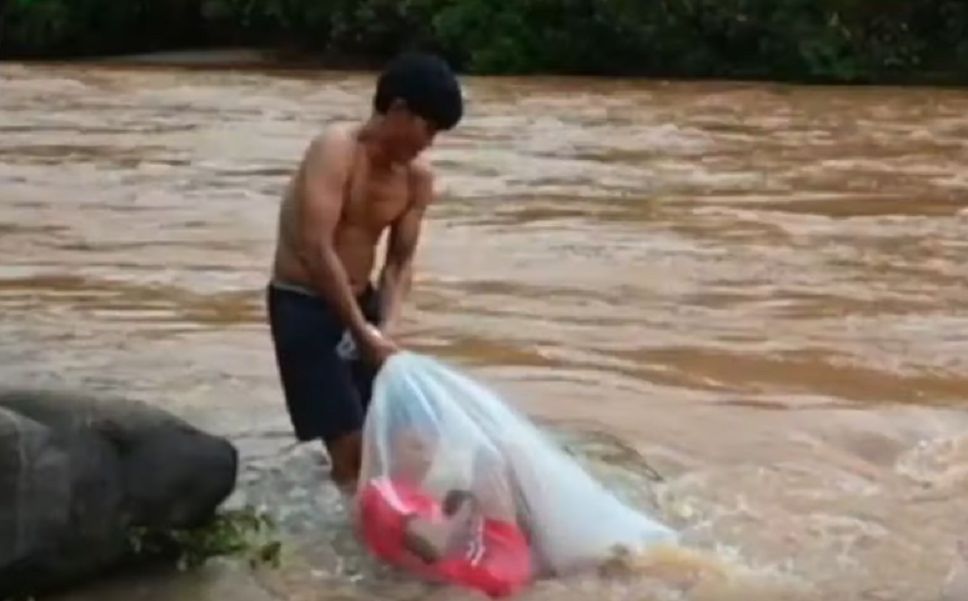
[
  {"x1": 304, "y1": 123, "x2": 359, "y2": 170},
  {"x1": 410, "y1": 158, "x2": 435, "y2": 182}
]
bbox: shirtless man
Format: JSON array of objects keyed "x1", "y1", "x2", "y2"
[{"x1": 267, "y1": 52, "x2": 464, "y2": 488}]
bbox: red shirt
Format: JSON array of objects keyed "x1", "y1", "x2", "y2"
[{"x1": 358, "y1": 477, "x2": 532, "y2": 598}]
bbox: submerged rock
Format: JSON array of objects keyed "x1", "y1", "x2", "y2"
[{"x1": 0, "y1": 389, "x2": 238, "y2": 597}]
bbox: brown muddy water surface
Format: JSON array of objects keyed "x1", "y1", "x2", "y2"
[{"x1": 1, "y1": 62, "x2": 968, "y2": 601}]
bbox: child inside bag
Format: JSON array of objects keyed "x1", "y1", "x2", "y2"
[
  {"x1": 353, "y1": 352, "x2": 679, "y2": 595},
  {"x1": 356, "y1": 427, "x2": 533, "y2": 598}
]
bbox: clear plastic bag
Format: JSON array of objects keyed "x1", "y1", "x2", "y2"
[{"x1": 353, "y1": 352, "x2": 678, "y2": 596}]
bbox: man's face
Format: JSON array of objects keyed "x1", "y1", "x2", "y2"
[{"x1": 385, "y1": 101, "x2": 438, "y2": 162}]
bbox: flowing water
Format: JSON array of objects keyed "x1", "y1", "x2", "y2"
[{"x1": 1, "y1": 61, "x2": 967, "y2": 601}]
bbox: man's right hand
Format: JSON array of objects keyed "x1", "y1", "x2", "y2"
[{"x1": 359, "y1": 324, "x2": 400, "y2": 367}]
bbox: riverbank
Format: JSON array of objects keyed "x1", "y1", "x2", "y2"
[
  {"x1": 75, "y1": 48, "x2": 392, "y2": 72},
  {"x1": 7, "y1": 48, "x2": 967, "y2": 93},
  {"x1": 3, "y1": 0, "x2": 968, "y2": 85}
]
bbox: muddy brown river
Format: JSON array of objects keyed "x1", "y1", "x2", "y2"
[{"x1": 1, "y1": 62, "x2": 967, "y2": 601}]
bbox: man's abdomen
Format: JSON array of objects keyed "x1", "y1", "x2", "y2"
[
  {"x1": 334, "y1": 227, "x2": 380, "y2": 294},
  {"x1": 271, "y1": 237, "x2": 375, "y2": 299}
]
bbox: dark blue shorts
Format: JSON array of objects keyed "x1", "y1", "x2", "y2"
[{"x1": 266, "y1": 281, "x2": 381, "y2": 443}]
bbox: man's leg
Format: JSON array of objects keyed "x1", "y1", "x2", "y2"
[
  {"x1": 331, "y1": 285, "x2": 387, "y2": 488},
  {"x1": 351, "y1": 284, "x2": 384, "y2": 414},
  {"x1": 326, "y1": 429, "x2": 362, "y2": 490},
  {"x1": 267, "y1": 284, "x2": 367, "y2": 485}
]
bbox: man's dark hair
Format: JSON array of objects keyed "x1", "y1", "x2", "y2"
[{"x1": 373, "y1": 52, "x2": 463, "y2": 131}]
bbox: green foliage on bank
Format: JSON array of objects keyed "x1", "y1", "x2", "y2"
[
  {"x1": 127, "y1": 505, "x2": 283, "y2": 572},
  {"x1": 3, "y1": 0, "x2": 968, "y2": 83}
]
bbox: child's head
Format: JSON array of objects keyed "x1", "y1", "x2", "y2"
[
  {"x1": 392, "y1": 427, "x2": 435, "y2": 481},
  {"x1": 388, "y1": 405, "x2": 441, "y2": 482}
]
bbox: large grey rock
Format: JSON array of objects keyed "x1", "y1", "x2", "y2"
[{"x1": 0, "y1": 389, "x2": 238, "y2": 597}]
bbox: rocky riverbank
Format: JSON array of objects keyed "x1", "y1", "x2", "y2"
[{"x1": 0, "y1": 389, "x2": 239, "y2": 598}]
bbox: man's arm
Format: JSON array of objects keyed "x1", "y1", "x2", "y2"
[
  {"x1": 378, "y1": 165, "x2": 433, "y2": 336},
  {"x1": 295, "y1": 132, "x2": 376, "y2": 347}
]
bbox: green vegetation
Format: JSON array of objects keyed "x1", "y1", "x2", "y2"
[
  {"x1": 127, "y1": 505, "x2": 283, "y2": 571},
  {"x1": 3, "y1": 0, "x2": 968, "y2": 83},
  {"x1": 0, "y1": 508, "x2": 280, "y2": 601}
]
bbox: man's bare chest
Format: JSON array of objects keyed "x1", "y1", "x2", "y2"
[{"x1": 343, "y1": 173, "x2": 411, "y2": 230}]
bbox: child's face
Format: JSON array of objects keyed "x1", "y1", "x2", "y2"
[{"x1": 393, "y1": 428, "x2": 435, "y2": 481}]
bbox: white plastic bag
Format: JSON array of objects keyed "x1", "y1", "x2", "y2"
[{"x1": 353, "y1": 352, "x2": 677, "y2": 594}]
